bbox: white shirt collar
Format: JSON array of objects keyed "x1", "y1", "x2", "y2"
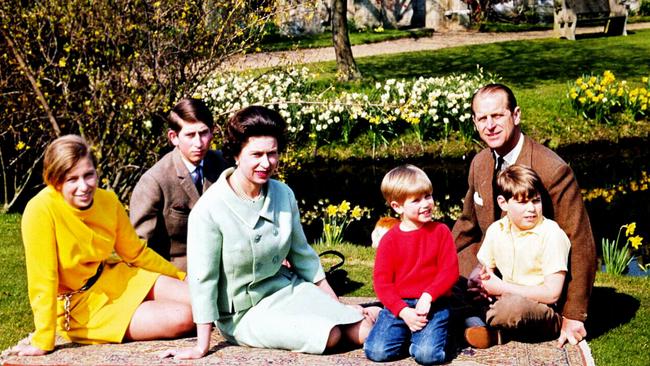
[
  {"x1": 494, "y1": 132, "x2": 524, "y2": 170},
  {"x1": 179, "y1": 154, "x2": 203, "y2": 174}
]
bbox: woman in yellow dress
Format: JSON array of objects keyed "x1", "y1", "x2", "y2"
[{"x1": 12, "y1": 135, "x2": 194, "y2": 356}]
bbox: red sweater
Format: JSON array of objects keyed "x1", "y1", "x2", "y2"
[{"x1": 373, "y1": 221, "x2": 459, "y2": 316}]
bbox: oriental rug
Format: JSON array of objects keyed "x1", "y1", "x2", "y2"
[{"x1": 1, "y1": 297, "x2": 594, "y2": 366}]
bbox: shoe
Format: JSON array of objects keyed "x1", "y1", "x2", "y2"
[{"x1": 464, "y1": 326, "x2": 501, "y2": 349}]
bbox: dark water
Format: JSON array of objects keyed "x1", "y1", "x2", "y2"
[{"x1": 285, "y1": 136, "x2": 650, "y2": 248}]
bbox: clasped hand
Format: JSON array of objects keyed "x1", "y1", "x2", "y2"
[
  {"x1": 399, "y1": 293, "x2": 432, "y2": 332},
  {"x1": 467, "y1": 265, "x2": 502, "y2": 300}
]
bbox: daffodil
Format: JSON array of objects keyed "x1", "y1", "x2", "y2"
[
  {"x1": 326, "y1": 205, "x2": 338, "y2": 217},
  {"x1": 338, "y1": 200, "x2": 350, "y2": 214},
  {"x1": 625, "y1": 222, "x2": 636, "y2": 236},
  {"x1": 351, "y1": 206, "x2": 363, "y2": 220},
  {"x1": 629, "y1": 235, "x2": 643, "y2": 250}
]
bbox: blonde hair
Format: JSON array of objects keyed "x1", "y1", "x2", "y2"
[
  {"x1": 380, "y1": 164, "x2": 433, "y2": 204},
  {"x1": 496, "y1": 164, "x2": 544, "y2": 201},
  {"x1": 43, "y1": 135, "x2": 96, "y2": 188}
]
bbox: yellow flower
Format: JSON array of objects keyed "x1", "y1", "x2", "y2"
[
  {"x1": 338, "y1": 200, "x2": 350, "y2": 214},
  {"x1": 351, "y1": 206, "x2": 362, "y2": 220},
  {"x1": 570, "y1": 92, "x2": 578, "y2": 100},
  {"x1": 578, "y1": 97, "x2": 586, "y2": 104},
  {"x1": 16, "y1": 141, "x2": 26, "y2": 150},
  {"x1": 326, "y1": 205, "x2": 338, "y2": 217},
  {"x1": 58, "y1": 57, "x2": 67, "y2": 67},
  {"x1": 643, "y1": 77, "x2": 649, "y2": 83},
  {"x1": 625, "y1": 222, "x2": 636, "y2": 236},
  {"x1": 629, "y1": 235, "x2": 643, "y2": 250}
]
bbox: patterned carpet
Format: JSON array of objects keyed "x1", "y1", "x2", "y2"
[{"x1": 1, "y1": 298, "x2": 594, "y2": 366}]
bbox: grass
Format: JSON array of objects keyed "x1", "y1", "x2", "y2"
[
  {"x1": 259, "y1": 27, "x2": 434, "y2": 52},
  {"x1": 2, "y1": 217, "x2": 649, "y2": 364},
  {"x1": 0, "y1": 213, "x2": 32, "y2": 351}
]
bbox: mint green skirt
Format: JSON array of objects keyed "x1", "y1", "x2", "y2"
[{"x1": 217, "y1": 273, "x2": 363, "y2": 354}]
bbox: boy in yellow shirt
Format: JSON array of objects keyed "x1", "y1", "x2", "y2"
[{"x1": 464, "y1": 164, "x2": 571, "y2": 348}]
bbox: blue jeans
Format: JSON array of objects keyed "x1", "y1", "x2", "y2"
[{"x1": 364, "y1": 298, "x2": 449, "y2": 365}]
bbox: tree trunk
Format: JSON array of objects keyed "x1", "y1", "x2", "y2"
[{"x1": 332, "y1": 0, "x2": 361, "y2": 81}]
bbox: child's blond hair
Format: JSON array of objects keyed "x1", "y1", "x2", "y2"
[
  {"x1": 380, "y1": 164, "x2": 433, "y2": 204},
  {"x1": 496, "y1": 164, "x2": 545, "y2": 201}
]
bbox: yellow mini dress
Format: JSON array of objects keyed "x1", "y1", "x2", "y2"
[{"x1": 22, "y1": 187, "x2": 185, "y2": 351}]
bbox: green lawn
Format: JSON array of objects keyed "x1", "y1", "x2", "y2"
[
  {"x1": 259, "y1": 28, "x2": 434, "y2": 52},
  {"x1": 0, "y1": 213, "x2": 32, "y2": 351}
]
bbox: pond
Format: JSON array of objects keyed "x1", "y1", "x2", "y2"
[{"x1": 285, "y1": 136, "x2": 650, "y2": 254}]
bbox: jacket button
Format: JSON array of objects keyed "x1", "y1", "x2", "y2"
[
  {"x1": 272, "y1": 255, "x2": 279, "y2": 264},
  {"x1": 254, "y1": 234, "x2": 262, "y2": 242}
]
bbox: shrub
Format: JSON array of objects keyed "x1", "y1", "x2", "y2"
[
  {"x1": 1, "y1": 0, "x2": 278, "y2": 211},
  {"x1": 639, "y1": 0, "x2": 650, "y2": 16}
]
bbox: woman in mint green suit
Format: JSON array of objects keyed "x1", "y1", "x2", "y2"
[{"x1": 163, "y1": 106, "x2": 379, "y2": 359}]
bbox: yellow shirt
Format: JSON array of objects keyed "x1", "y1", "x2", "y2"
[
  {"x1": 477, "y1": 216, "x2": 570, "y2": 287},
  {"x1": 22, "y1": 186, "x2": 184, "y2": 351}
]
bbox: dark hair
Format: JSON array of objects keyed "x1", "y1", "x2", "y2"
[
  {"x1": 471, "y1": 83, "x2": 518, "y2": 116},
  {"x1": 222, "y1": 106, "x2": 287, "y2": 162},
  {"x1": 496, "y1": 164, "x2": 545, "y2": 202},
  {"x1": 167, "y1": 98, "x2": 214, "y2": 132},
  {"x1": 43, "y1": 135, "x2": 96, "y2": 188}
]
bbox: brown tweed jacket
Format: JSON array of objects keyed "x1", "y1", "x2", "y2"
[
  {"x1": 129, "y1": 148, "x2": 227, "y2": 266},
  {"x1": 452, "y1": 135, "x2": 596, "y2": 322}
]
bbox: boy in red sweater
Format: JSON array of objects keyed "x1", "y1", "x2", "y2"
[{"x1": 364, "y1": 165, "x2": 459, "y2": 365}]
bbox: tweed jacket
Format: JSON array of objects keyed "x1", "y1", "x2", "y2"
[
  {"x1": 130, "y1": 148, "x2": 227, "y2": 263},
  {"x1": 187, "y1": 167, "x2": 326, "y2": 324},
  {"x1": 452, "y1": 135, "x2": 596, "y2": 322}
]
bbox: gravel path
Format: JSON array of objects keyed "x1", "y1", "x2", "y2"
[{"x1": 225, "y1": 22, "x2": 650, "y2": 71}]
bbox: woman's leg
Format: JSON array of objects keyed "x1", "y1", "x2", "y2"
[
  {"x1": 124, "y1": 275, "x2": 194, "y2": 341},
  {"x1": 326, "y1": 326, "x2": 342, "y2": 348},
  {"x1": 342, "y1": 306, "x2": 381, "y2": 345}
]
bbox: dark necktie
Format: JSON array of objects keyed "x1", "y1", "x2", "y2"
[
  {"x1": 194, "y1": 166, "x2": 203, "y2": 195},
  {"x1": 493, "y1": 156, "x2": 505, "y2": 218}
]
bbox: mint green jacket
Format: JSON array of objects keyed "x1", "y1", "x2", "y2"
[{"x1": 187, "y1": 168, "x2": 326, "y2": 324}]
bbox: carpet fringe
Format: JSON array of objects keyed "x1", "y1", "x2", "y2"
[{"x1": 578, "y1": 340, "x2": 595, "y2": 366}]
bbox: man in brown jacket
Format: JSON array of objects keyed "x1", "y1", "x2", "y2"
[
  {"x1": 130, "y1": 98, "x2": 227, "y2": 271},
  {"x1": 453, "y1": 84, "x2": 596, "y2": 347}
]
